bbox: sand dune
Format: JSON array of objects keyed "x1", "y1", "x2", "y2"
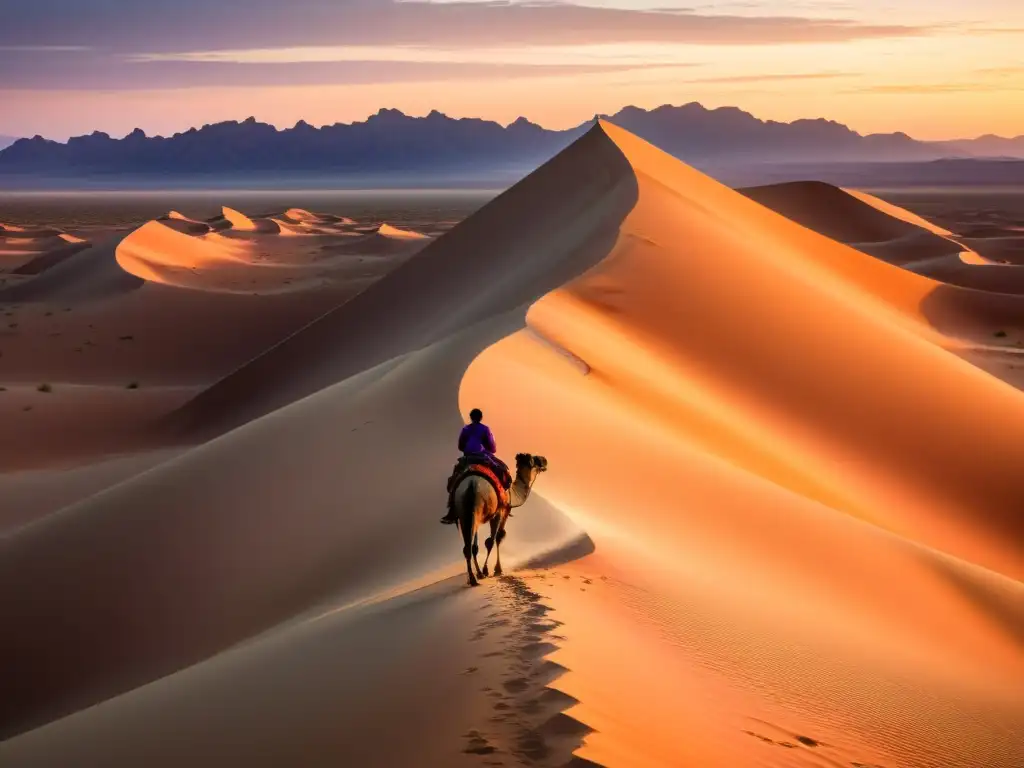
[
  {"x1": 908, "y1": 255, "x2": 1024, "y2": 293},
  {"x1": 741, "y1": 181, "x2": 965, "y2": 266},
  {"x1": 157, "y1": 214, "x2": 212, "y2": 236},
  {"x1": 0, "y1": 226, "x2": 92, "y2": 276},
  {"x1": 220, "y1": 205, "x2": 258, "y2": 231},
  {"x1": 845, "y1": 188, "x2": 956, "y2": 237},
  {"x1": 113, "y1": 210, "x2": 428, "y2": 294},
  {"x1": 116, "y1": 220, "x2": 252, "y2": 286},
  {"x1": 740, "y1": 181, "x2": 925, "y2": 242},
  {"x1": 963, "y1": 235, "x2": 1024, "y2": 264},
  {"x1": 1, "y1": 123, "x2": 1022, "y2": 767},
  {"x1": 283, "y1": 207, "x2": 320, "y2": 223},
  {"x1": 0, "y1": 237, "x2": 143, "y2": 303},
  {"x1": 377, "y1": 222, "x2": 429, "y2": 240},
  {"x1": 0, "y1": 208, "x2": 425, "y2": 476}
]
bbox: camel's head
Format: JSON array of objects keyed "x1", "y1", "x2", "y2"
[{"x1": 515, "y1": 453, "x2": 549, "y2": 480}]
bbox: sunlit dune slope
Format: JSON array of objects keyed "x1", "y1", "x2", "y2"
[
  {"x1": 458, "y1": 122, "x2": 1024, "y2": 766},
  {"x1": 112, "y1": 211, "x2": 421, "y2": 294},
  {"x1": 116, "y1": 220, "x2": 251, "y2": 284},
  {"x1": 221, "y1": 206, "x2": 259, "y2": 231},
  {"x1": 468, "y1": 122, "x2": 1024, "y2": 578},
  {"x1": 377, "y1": 222, "x2": 429, "y2": 240}
]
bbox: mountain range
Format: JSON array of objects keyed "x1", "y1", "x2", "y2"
[{"x1": 1, "y1": 103, "x2": 1022, "y2": 184}]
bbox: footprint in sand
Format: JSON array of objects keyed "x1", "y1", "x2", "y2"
[
  {"x1": 514, "y1": 728, "x2": 550, "y2": 761},
  {"x1": 503, "y1": 677, "x2": 529, "y2": 693},
  {"x1": 462, "y1": 730, "x2": 498, "y2": 755},
  {"x1": 519, "y1": 641, "x2": 558, "y2": 659}
]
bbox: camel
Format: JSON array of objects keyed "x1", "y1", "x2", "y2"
[{"x1": 454, "y1": 453, "x2": 548, "y2": 586}]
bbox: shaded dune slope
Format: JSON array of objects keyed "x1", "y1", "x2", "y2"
[
  {"x1": 739, "y1": 181, "x2": 929, "y2": 244},
  {"x1": 170, "y1": 127, "x2": 638, "y2": 438},
  {"x1": 0, "y1": 125, "x2": 638, "y2": 738}
]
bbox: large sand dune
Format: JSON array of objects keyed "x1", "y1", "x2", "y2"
[{"x1": 1, "y1": 123, "x2": 1021, "y2": 767}]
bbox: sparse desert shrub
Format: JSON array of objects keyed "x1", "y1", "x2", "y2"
[
  {"x1": 127, "y1": 381, "x2": 139, "y2": 389},
  {"x1": 994, "y1": 330, "x2": 1008, "y2": 338},
  {"x1": 37, "y1": 383, "x2": 52, "y2": 393}
]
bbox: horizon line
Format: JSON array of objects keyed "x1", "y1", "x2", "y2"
[{"x1": 5, "y1": 103, "x2": 1022, "y2": 147}]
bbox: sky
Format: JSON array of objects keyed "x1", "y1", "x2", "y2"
[{"x1": 2, "y1": 0, "x2": 1023, "y2": 142}]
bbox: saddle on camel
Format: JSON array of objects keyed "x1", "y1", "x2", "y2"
[{"x1": 440, "y1": 409, "x2": 513, "y2": 525}]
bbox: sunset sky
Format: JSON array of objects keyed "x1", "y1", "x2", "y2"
[{"x1": 2, "y1": 0, "x2": 1023, "y2": 142}]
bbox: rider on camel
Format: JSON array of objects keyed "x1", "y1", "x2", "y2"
[{"x1": 440, "y1": 408, "x2": 511, "y2": 524}]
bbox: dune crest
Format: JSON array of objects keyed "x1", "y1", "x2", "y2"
[
  {"x1": 283, "y1": 208, "x2": 317, "y2": 222},
  {"x1": 221, "y1": 206, "x2": 258, "y2": 231},
  {"x1": 116, "y1": 220, "x2": 247, "y2": 283},
  {"x1": 844, "y1": 188, "x2": 956, "y2": 237}
]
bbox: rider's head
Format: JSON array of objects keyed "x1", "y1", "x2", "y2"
[{"x1": 469, "y1": 408, "x2": 483, "y2": 423}]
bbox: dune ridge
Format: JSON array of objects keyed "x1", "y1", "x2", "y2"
[{"x1": 0, "y1": 122, "x2": 1021, "y2": 767}]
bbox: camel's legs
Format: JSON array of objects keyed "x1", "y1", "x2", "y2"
[
  {"x1": 472, "y1": 531, "x2": 484, "y2": 579},
  {"x1": 481, "y1": 516, "x2": 500, "y2": 577},
  {"x1": 459, "y1": 518, "x2": 478, "y2": 587},
  {"x1": 493, "y1": 517, "x2": 508, "y2": 577}
]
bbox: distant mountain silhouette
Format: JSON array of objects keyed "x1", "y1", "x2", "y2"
[
  {"x1": 0, "y1": 110, "x2": 575, "y2": 177},
  {"x1": 937, "y1": 134, "x2": 1024, "y2": 159},
  {"x1": 0, "y1": 103, "x2": 1021, "y2": 182},
  {"x1": 0, "y1": 136, "x2": 19, "y2": 151},
  {"x1": 594, "y1": 104, "x2": 937, "y2": 162}
]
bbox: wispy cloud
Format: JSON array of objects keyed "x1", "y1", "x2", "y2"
[
  {"x1": 0, "y1": 55, "x2": 694, "y2": 91},
  {"x1": 0, "y1": 0, "x2": 929, "y2": 54},
  {"x1": 847, "y1": 82, "x2": 1021, "y2": 94},
  {"x1": 967, "y1": 26, "x2": 1024, "y2": 35},
  {"x1": 678, "y1": 71, "x2": 853, "y2": 84},
  {"x1": 1, "y1": 0, "x2": 919, "y2": 91},
  {"x1": 0, "y1": 45, "x2": 91, "y2": 52},
  {"x1": 131, "y1": 43, "x2": 697, "y2": 67}
]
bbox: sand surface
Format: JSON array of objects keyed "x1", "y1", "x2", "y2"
[{"x1": 1, "y1": 123, "x2": 1021, "y2": 767}]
